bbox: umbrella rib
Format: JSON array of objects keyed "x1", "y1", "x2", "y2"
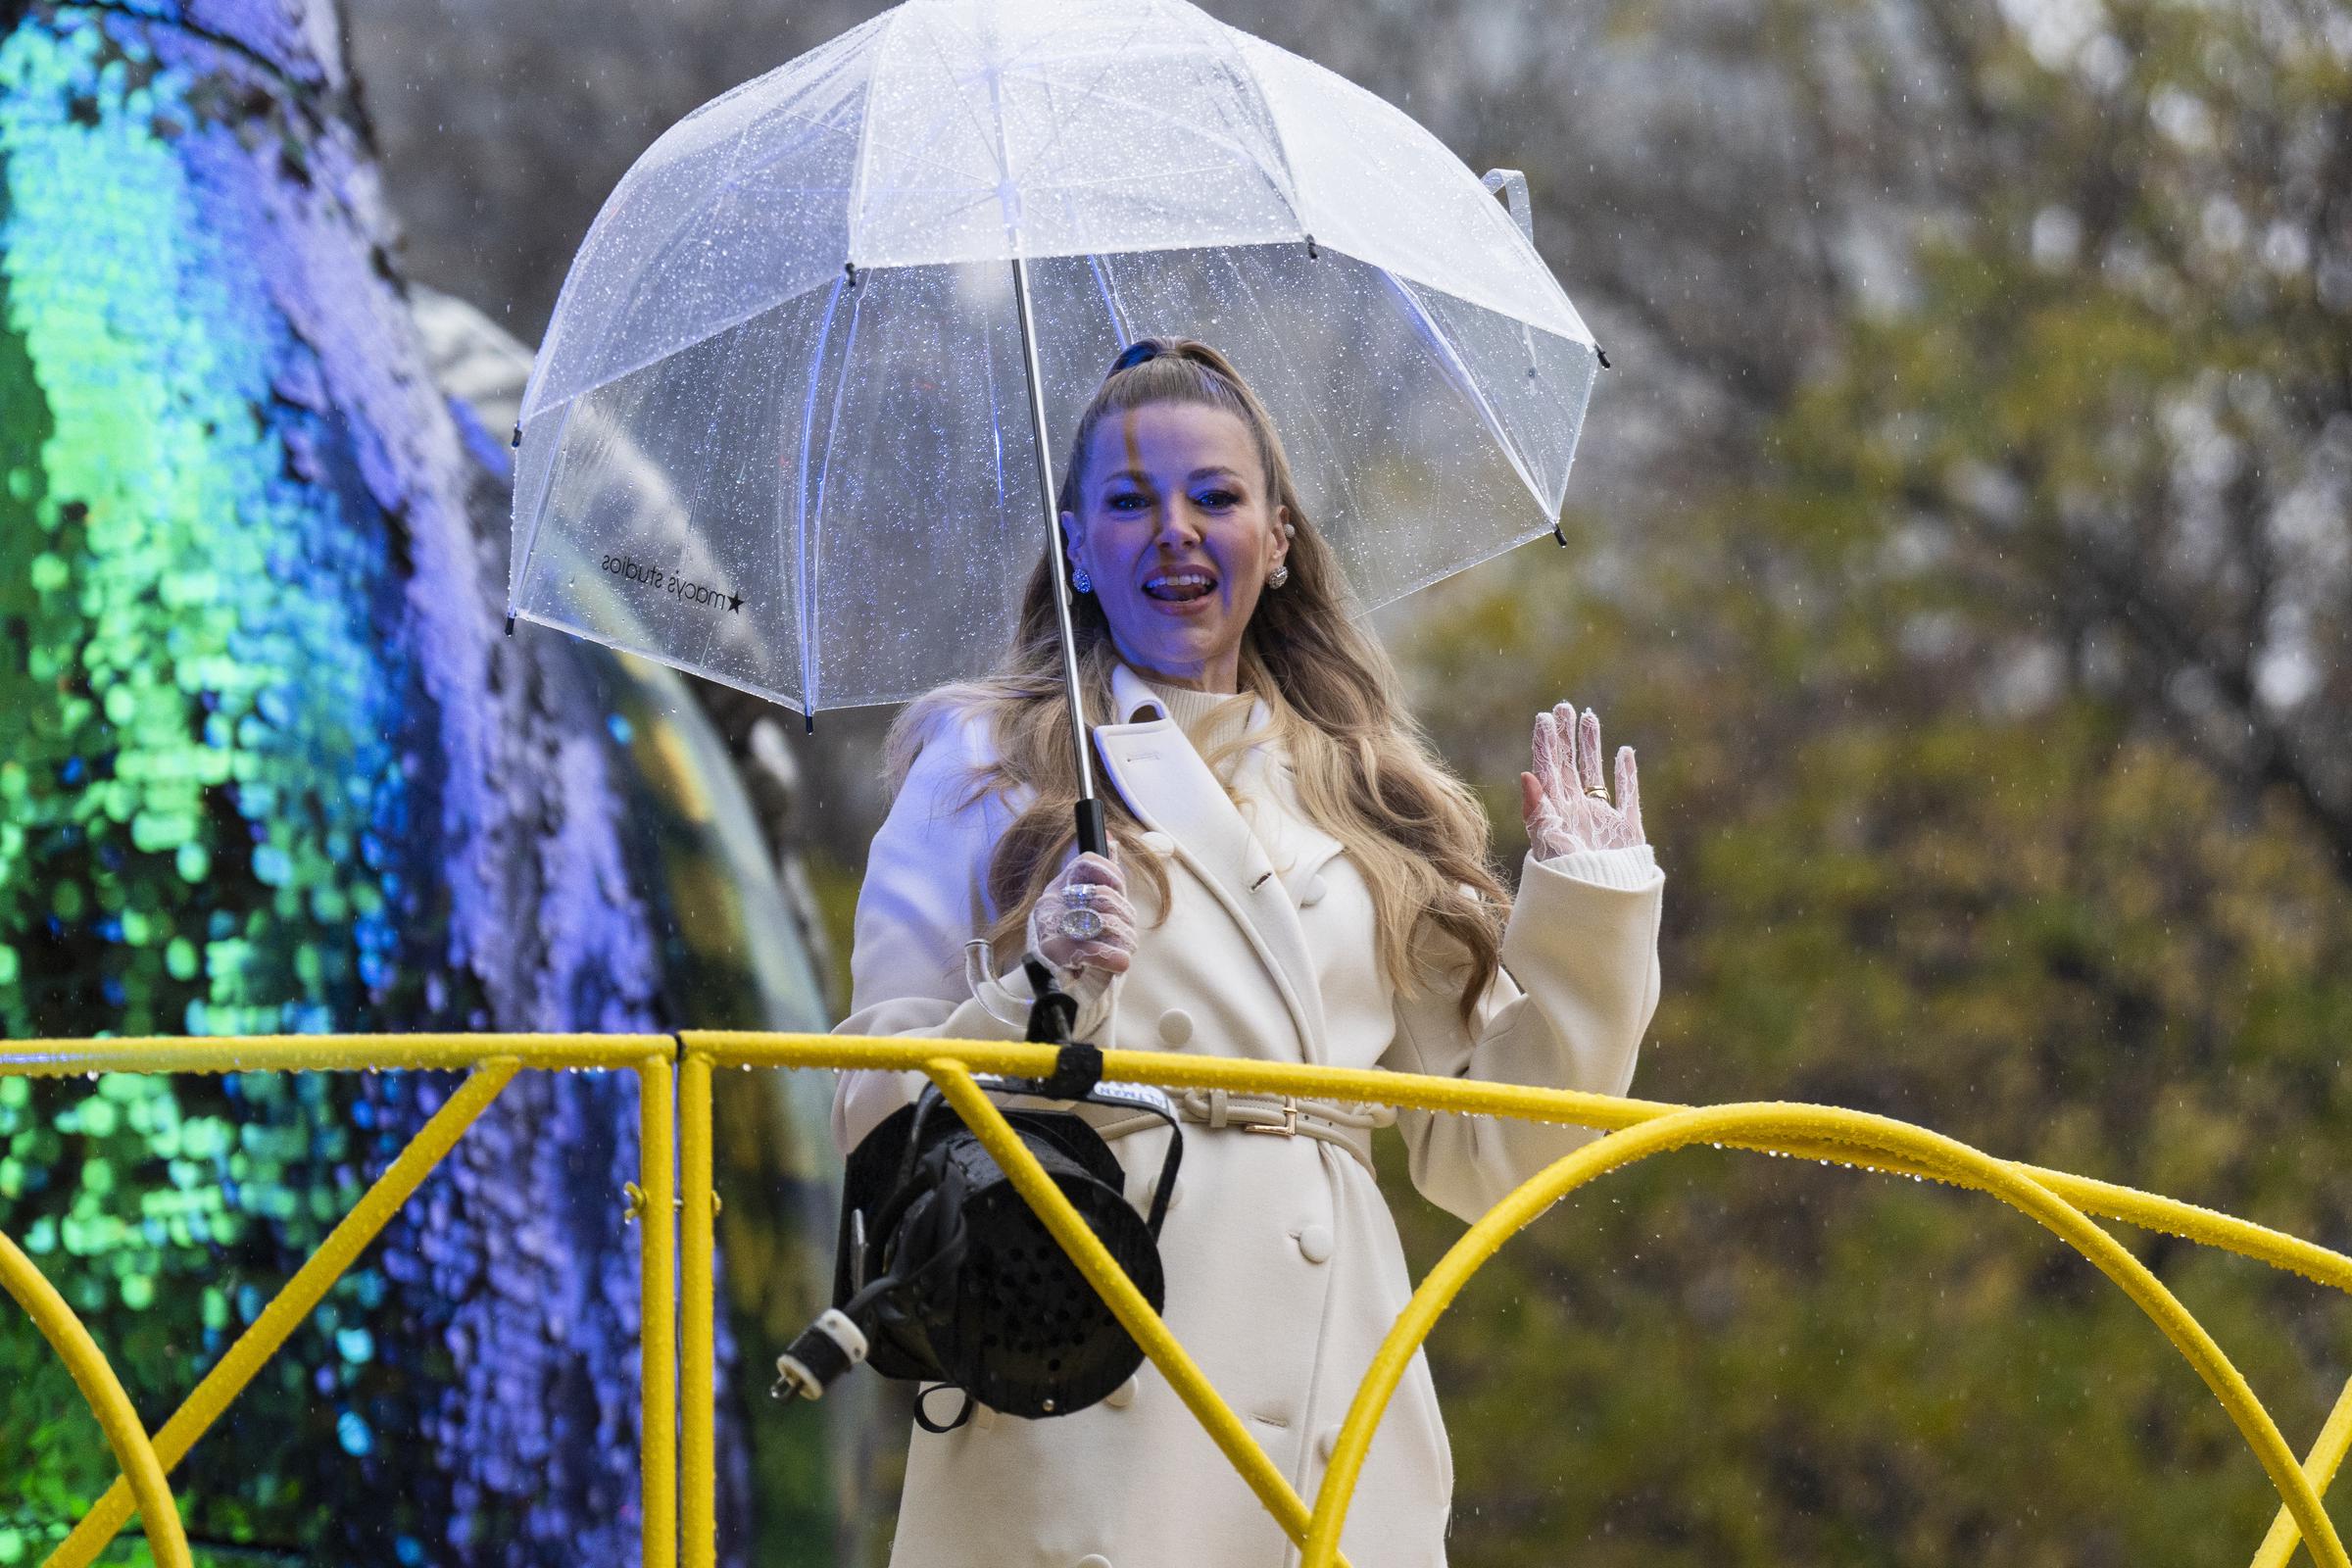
[
  {"x1": 804, "y1": 281, "x2": 869, "y2": 714},
  {"x1": 1380, "y1": 270, "x2": 1545, "y2": 508},
  {"x1": 1212, "y1": 33, "x2": 1302, "y2": 209},
  {"x1": 789, "y1": 276, "x2": 851, "y2": 713},
  {"x1": 508, "y1": 394, "x2": 584, "y2": 612},
  {"x1": 1088, "y1": 253, "x2": 1134, "y2": 345}
]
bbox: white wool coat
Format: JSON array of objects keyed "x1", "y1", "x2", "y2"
[{"x1": 832, "y1": 662, "x2": 1666, "y2": 1568}]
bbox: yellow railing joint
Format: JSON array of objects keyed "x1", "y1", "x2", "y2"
[{"x1": 2251, "y1": 1371, "x2": 2352, "y2": 1568}]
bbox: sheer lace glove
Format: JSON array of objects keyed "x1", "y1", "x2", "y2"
[
  {"x1": 1520, "y1": 701, "x2": 1647, "y2": 859},
  {"x1": 1025, "y1": 851, "x2": 1138, "y2": 1019}
]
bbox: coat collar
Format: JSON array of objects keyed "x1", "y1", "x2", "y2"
[
  {"x1": 1103, "y1": 660, "x2": 1267, "y2": 731},
  {"x1": 1094, "y1": 662, "x2": 1330, "y2": 1059}
]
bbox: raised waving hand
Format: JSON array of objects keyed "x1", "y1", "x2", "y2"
[{"x1": 1519, "y1": 701, "x2": 1646, "y2": 859}]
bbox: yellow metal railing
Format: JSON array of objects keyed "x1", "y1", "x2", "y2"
[{"x1": 5, "y1": 1031, "x2": 2349, "y2": 1568}]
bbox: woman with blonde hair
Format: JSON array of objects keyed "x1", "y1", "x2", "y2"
[{"x1": 832, "y1": 335, "x2": 1663, "y2": 1568}]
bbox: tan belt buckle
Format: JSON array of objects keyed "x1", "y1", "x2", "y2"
[{"x1": 1241, "y1": 1095, "x2": 1299, "y2": 1137}]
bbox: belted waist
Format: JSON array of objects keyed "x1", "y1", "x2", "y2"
[{"x1": 1087, "y1": 1090, "x2": 1397, "y2": 1177}]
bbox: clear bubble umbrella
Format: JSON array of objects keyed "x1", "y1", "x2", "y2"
[{"x1": 508, "y1": 0, "x2": 1604, "y2": 854}]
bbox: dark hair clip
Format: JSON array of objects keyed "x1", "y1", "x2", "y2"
[{"x1": 1111, "y1": 339, "x2": 1163, "y2": 372}]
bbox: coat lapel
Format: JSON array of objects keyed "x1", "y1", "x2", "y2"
[
  {"x1": 1230, "y1": 745, "x2": 1347, "y2": 906},
  {"x1": 1095, "y1": 663, "x2": 1330, "y2": 1061}
]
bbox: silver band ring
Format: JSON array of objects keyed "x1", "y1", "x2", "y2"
[
  {"x1": 1062, "y1": 883, "x2": 1101, "y2": 906},
  {"x1": 1583, "y1": 786, "x2": 1609, "y2": 799},
  {"x1": 1056, "y1": 906, "x2": 1106, "y2": 942}
]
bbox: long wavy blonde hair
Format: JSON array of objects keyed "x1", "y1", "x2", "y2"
[{"x1": 887, "y1": 337, "x2": 1508, "y2": 1020}]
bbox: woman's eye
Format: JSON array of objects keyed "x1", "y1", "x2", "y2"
[
  {"x1": 1197, "y1": 489, "x2": 1238, "y2": 509},
  {"x1": 1106, "y1": 493, "x2": 1147, "y2": 512}
]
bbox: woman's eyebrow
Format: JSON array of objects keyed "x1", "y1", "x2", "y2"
[{"x1": 1100, "y1": 466, "x2": 1247, "y2": 485}]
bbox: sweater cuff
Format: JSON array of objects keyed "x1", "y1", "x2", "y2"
[
  {"x1": 1529, "y1": 842, "x2": 1660, "y2": 892},
  {"x1": 978, "y1": 960, "x2": 1118, "y2": 1042}
]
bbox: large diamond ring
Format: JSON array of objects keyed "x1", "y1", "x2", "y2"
[{"x1": 1056, "y1": 906, "x2": 1106, "y2": 941}]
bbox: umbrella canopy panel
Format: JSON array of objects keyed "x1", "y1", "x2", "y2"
[
  {"x1": 518, "y1": 0, "x2": 1592, "y2": 426},
  {"x1": 509, "y1": 244, "x2": 1596, "y2": 713}
]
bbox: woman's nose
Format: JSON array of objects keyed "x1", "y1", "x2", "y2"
[{"x1": 1150, "y1": 501, "x2": 1203, "y2": 545}]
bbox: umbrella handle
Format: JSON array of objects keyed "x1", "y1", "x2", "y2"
[
  {"x1": 1482, "y1": 168, "x2": 1533, "y2": 244},
  {"x1": 1074, "y1": 798, "x2": 1106, "y2": 859}
]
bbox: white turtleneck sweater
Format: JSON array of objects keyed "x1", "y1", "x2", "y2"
[{"x1": 1136, "y1": 676, "x2": 1255, "y2": 774}]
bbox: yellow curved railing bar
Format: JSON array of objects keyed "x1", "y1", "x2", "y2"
[
  {"x1": 45, "y1": 1058, "x2": 523, "y2": 1568},
  {"x1": 2259, "y1": 1389, "x2": 2352, "y2": 1568},
  {"x1": 1297, "y1": 1102, "x2": 2349, "y2": 1568},
  {"x1": 6, "y1": 1030, "x2": 2348, "y2": 1568},
  {"x1": 1, "y1": 1227, "x2": 192, "y2": 1568}
]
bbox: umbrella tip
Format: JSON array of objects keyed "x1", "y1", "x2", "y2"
[
  {"x1": 511, "y1": 421, "x2": 522, "y2": 448},
  {"x1": 805, "y1": 710, "x2": 816, "y2": 736},
  {"x1": 1304, "y1": 233, "x2": 1318, "y2": 261},
  {"x1": 844, "y1": 260, "x2": 858, "y2": 288},
  {"x1": 504, "y1": 612, "x2": 516, "y2": 635},
  {"x1": 1552, "y1": 523, "x2": 1569, "y2": 548},
  {"x1": 1596, "y1": 347, "x2": 1613, "y2": 369}
]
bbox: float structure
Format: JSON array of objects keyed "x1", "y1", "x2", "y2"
[{"x1": 4, "y1": 1030, "x2": 2348, "y2": 1568}]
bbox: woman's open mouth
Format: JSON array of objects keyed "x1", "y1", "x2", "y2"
[{"x1": 1143, "y1": 569, "x2": 1218, "y2": 604}]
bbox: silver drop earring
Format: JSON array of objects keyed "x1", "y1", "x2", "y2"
[
  {"x1": 1072, "y1": 564, "x2": 1094, "y2": 594},
  {"x1": 1270, "y1": 518, "x2": 1297, "y2": 587}
]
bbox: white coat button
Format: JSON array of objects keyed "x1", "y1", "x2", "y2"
[
  {"x1": 1140, "y1": 831, "x2": 1175, "y2": 856},
  {"x1": 1156, "y1": 1007, "x2": 1194, "y2": 1045},
  {"x1": 1297, "y1": 1223, "x2": 1334, "y2": 1263},
  {"x1": 1106, "y1": 1376, "x2": 1137, "y2": 1409},
  {"x1": 1299, "y1": 873, "x2": 1328, "y2": 906},
  {"x1": 1317, "y1": 1424, "x2": 1342, "y2": 1461}
]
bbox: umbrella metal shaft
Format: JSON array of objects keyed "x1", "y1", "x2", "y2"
[{"x1": 1009, "y1": 252, "x2": 1108, "y2": 858}]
